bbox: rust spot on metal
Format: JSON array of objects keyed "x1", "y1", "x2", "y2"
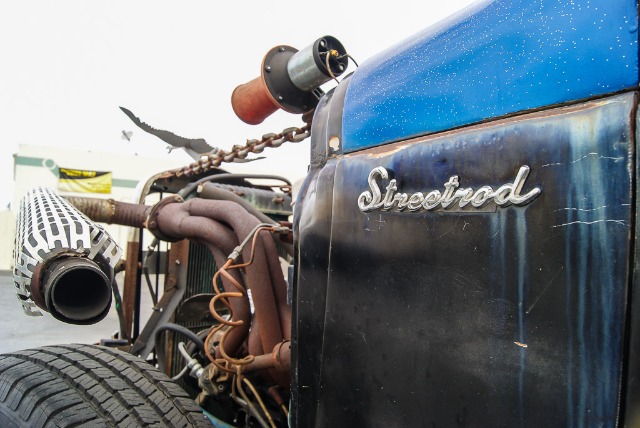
[
  {"x1": 123, "y1": 241, "x2": 140, "y2": 342},
  {"x1": 165, "y1": 273, "x2": 177, "y2": 290},
  {"x1": 65, "y1": 196, "x2": 149, "y2": 227}
]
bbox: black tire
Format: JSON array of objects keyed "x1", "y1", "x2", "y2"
[{"x1": 0, "y1": 344, "x2": 211, "y2": 427}]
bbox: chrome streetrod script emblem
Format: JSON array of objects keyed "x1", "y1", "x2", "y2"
[{"x1": 358, "y1": 165, "x2": 541, "y2": 213}]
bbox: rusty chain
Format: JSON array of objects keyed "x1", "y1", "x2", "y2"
[{"x1": 175, "y1": 109, "x2": 314, "y2": 177}]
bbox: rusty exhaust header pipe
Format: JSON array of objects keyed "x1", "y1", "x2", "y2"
[
  {"x1": 13, "y1": 188, "x2": 122, "y2": 324},
  {"x1": 64, "y1": 196, "x2": 150, "y2": 228},
  {"x1": 231, "y1": 35, "x2": 348, "y2": 124},
  {"x1": 57, "y1": 192, "x2": 291, "y2": 385}
]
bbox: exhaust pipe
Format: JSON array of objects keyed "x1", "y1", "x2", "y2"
[
  {"x1": 13, "y1": 187, "x2": 122, "y2": 324},
  {"x1": 32, "y1": 256, "x2": 113, "y2": 324}
]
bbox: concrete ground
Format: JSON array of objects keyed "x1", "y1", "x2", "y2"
[{"x1": 0, "y1": 271, "x2": 150, "y2": 354}]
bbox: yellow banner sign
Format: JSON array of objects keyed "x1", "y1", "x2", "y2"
[{"x1": 58, "y1": 167, "x2": 112, "y2": 194}]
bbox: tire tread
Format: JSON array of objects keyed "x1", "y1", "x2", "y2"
[{"x1": 0, "y1": 344, "x2": 210, "y2": 428}]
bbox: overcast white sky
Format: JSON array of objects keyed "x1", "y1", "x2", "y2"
[{"x1": 0, "y1": 1, "x2": 477, "y2": 208}]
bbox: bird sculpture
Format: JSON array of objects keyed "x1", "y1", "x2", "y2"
[{"x1": 119, "y1": 106, "x2": 261, "y2": 162}]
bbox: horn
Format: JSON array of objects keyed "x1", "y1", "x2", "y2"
[{"x1": 231, "y1": 36, "x2": 347, "y2": 124}]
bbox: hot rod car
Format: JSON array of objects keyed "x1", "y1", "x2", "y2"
[{"x1": 4, "y1": 0, "x2": 640, "y2": 426}]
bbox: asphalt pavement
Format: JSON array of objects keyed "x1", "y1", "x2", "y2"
[{"x1": 0, "y1": 271, "x2": 148, "y2": 354}]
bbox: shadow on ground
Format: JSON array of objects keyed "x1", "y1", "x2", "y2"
[{"x1": 0, "y1": 271, "x2": 151, "y2": 353}]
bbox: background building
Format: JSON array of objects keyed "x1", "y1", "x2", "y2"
[{"x1": 1, "y1": 143, "x2": 193, "y2": 271}]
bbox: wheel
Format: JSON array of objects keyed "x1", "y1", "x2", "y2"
[{"x1": 0, "y1": 344, "x2": 211, "y2": 427}]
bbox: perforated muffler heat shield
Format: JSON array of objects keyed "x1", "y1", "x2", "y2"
[{"x1": 12, "y1": 187, "x2": 122, "y2": 316}]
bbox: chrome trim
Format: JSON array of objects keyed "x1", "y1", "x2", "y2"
[{"x1": 358, "y1": 166, "x2": 541, "y2": 213}]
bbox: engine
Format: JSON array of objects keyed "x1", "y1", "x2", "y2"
[{"x1": 10, "y1": 2, "x2": 640, "y2": 427}]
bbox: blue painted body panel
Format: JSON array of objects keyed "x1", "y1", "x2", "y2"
[
  {"x1": 342, "y1": 0, "x2": 638, "y2": 152},
  {"x1": 294, "y1": 92, "x2": 635, "y2": 427}
]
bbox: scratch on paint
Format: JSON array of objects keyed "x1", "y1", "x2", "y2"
[
  {"x1": 552, "y1": 219, "x2": 628, "y2": 228},
  {"x1": 526, "y1": 267, "x2": 563, "y2": 314},
  {"x1": 555, "y1": 205, "x2": 608, "y2": 212},
  {"x1": 555, "y1": 204, "x2": 630, "y2": 212},
  {"x1": 437, "y1": 217, "x2": 461, "y2": 239},
  {"x1": 514, "y1": 342, "x2": 528, "y2": 348},
  {"x1": 542, "y1": 153, "x2": 623, "y2": 168},
  {"x1": 438, "y1": 224, "x2": 456, "y2": 239},
  {"x1": 570, "y1": 152, "x2": 624, "y2": 164}
]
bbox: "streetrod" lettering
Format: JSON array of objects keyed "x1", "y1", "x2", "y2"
[{"x1": 357, "y1": 166, "x2": 541, "y2": 213}]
